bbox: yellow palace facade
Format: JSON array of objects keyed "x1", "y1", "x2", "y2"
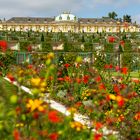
[{"x1": 0, "y1": 12, "x2": 140, "y2": 33}]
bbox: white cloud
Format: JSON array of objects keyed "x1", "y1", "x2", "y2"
[
  {"x1": 0, "y1": 0, "x2": 140, "y2": 24},
  {"x1": 0, "y1": 0, "x2": 83, "y2": 19}
]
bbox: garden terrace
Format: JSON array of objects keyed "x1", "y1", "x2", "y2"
[{"x1": 0, "y1": 31, "x2": 140, "y2": 140}]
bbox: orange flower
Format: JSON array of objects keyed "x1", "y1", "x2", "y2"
[
  {"x1": 48, "y1": 110, "x2": 61, "y2": 123},
  {"x1": 118, "y1": 114, "x2": 124, "y2": 122},
  {"x1": 134, "y1": 112, "x2": 140, "y2": 121}
]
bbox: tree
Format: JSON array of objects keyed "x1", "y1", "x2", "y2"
[
  {"x1": 41, "y1": 33, "x2": 45, "y2": 42},
  {"x1": 123, "y1": 15, "x2": 132, "y2": 23},
  {"x1": 108, "y1": 11, "x2": 118, "y2": 19}
]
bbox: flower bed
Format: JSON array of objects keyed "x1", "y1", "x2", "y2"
[{"x1": 2, "y1": 52, "x2": 140, "y2": 140}]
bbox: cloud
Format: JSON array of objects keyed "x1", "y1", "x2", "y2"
[
  {"x1": 0, "y1": 0, "x2": 140, "y2": 24},
  {"x1": 0, "y1": 0, "x2": 83, "y2": 19}
]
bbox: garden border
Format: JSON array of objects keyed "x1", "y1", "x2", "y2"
[{"x1": 4, "y1": 77, "x2": 118, "y2": 136}]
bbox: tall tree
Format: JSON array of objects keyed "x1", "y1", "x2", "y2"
[
  {"x1": 123, "y1": 15, "x2": 132, "y2": 23},
  {"x1": 108, "y1": 11, "x2": 118, "y2": 19},
  {"x1": 41, "y1": 33, "x2": 45, "y2": 42}
]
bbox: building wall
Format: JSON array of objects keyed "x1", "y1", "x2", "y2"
[{"x1": 1, "y1": 22, "x2": 139, "y2": 33}]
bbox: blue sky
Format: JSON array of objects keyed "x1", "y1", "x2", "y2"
[{"x1": 0, "y1": 0, "x2": 140, "y2": 23}]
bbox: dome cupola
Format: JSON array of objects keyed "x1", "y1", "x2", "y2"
[{"x1": 55, "y1": 12, "x2": 77, "y2": 22}]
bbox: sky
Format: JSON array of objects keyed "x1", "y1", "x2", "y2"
[{"x1": 0, "y1": 0, "x2": 140, "y2": 23}]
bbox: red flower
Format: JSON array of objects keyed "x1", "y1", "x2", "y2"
[
  {"x1": 13, "y1": 129, "x2": 20, "y2": 140},
  {"x1": 57, "y1": 77, "x2": 64, "y2": 81},
  {"x1": 76, "y1": 78, "x2": 82, "y2": 84},
  {"x1": 15, "y1": 107, "x2": 22, "y2": 115},
  {"x1": 116, "y1": 95, "x2": 125, "y2": 107},
  {"x1": 48, "y1": 110, "x2": 61, "y2": 123},
  {"x1": 113, "y1": 84, "x2": 120, "y2": 93},
  {"x1": 33, "y1": 112, "x2": 39, "y2": 119},
  {"x1": 64, "y1": 63, "x2": 70, "y2": 69},
  {"x1": 49, "y1": 133, "x2": 58, "y2": 140},
  {"x1": 108, "y1": 36, "x2": 115, "y2": 43},
  {"x1": 75, "y1": 101, "x2": 82, "y2": 107},
  {"x1": 106, "y1": 95, "x2": 110, "y2": 102},
  {"x1": 83, "y1": 75, "x2": 89, "y2": 84},
  {"x1": 95, "y1": 122, "x2": 103, "y2": 130},
  {"x1": 95, "y1": 76, "x2": 101, "y2": 82},
  {"x1": 120, "y1": 40, "x2": 125, "y2": 46},
  {"x1": 64, "y1": 76, "x2": 72, "y2": 83},
  {"x1": 7, "y1": 74, "x2": 15, "y2": 82},
  {"x1": 94, "y1": 133, "x2": 103, "y2": 140},
  {"x1": 104, "y1": 64, "x2": 113, "y2": 69},
  {"x1": 0, "y1": 40, "x2": 7, "y2": 52},
  {"x1": 27, "y1": 64, "x2": 33, "y2": 69},
  {"x1": 38, "y1": 130, "x2": 48, "y2": 137},
  {"x1": 121, "y1": 67, "x2": 128, "y2": 74},
  {"x1": 27, "y1": 45, "x2": 32, "y2": 52},
  {"x1": 99, "y1": 83, "x2": 106, "y2": 90}
]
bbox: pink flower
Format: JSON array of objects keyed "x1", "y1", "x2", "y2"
[{"x1": 115, "y1": 66, "x2": 120, "y2": 72}]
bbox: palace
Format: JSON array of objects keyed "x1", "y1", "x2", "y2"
[{"x1": 0, "y1": 12, "x2": 140, "y2": 33}]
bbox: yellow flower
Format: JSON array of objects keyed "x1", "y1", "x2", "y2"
[
  {"x1": 68, "y1": 107, "x2": 77, "y2": 114},
  {"x1": 31, "y1": 78, "x2": 41, "y2": 86},
  {"x1": 105, "y1": 109, "x2": 113, "y2": 116},
  {"x1": 18, "y1": 70, "x2": 24, "y2": 75},
  {"x1": 26, "y1": 99, "x2": 45, "y2": 112},
  {"x1": 70, "y1": 121, "x2": 86, "y2": 131},
  {"x1": 16, "y1": 123, "x2": 24, "y2": 127},
  {"x1": 40, "y1": 82, "x2": 46, "y2": 87},
  {"x1": 47, "y1": 52, "x2": 55, "y2": 59},
  {"x1": 109, "y1": 94, "x2": 116, "y2": 100}
]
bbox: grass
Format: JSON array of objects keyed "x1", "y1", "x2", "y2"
[
  {"x1": 111, "y1": 71, "x2": 140, "y2": 78},
  {"x1": 0, "y1": 76, "x2": 18, "y2": 96}
]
